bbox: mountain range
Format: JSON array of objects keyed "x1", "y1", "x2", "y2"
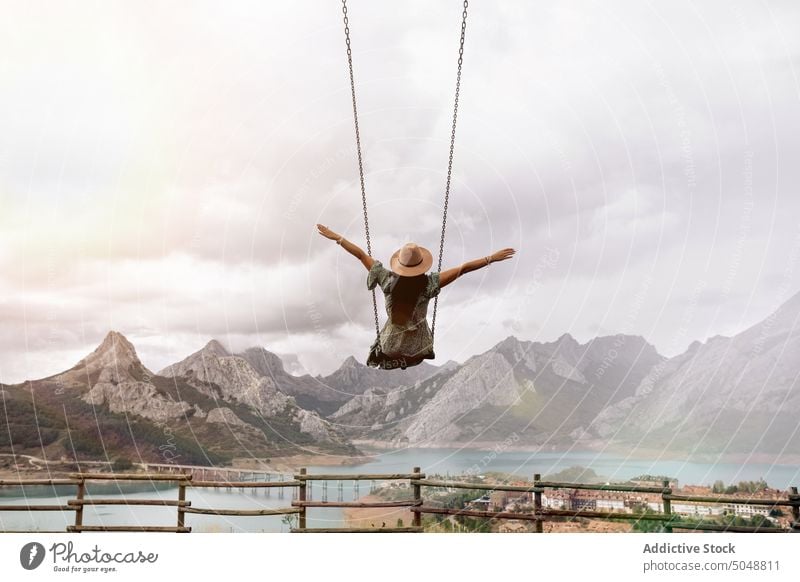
[
  {"x1": 577, "y1": 291, "x2": 800, "y2": 457},
  {"x1": 330, "y1": 333, "x2": 662, "y2": 448},
  {"x1": 2, "y1": 289, "x2": 799, "y2": 464}
]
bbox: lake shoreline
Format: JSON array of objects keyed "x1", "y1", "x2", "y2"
[
  {"x1": 0, "y1": 452, "x2": 378, "y2": 481},
  {"x1": 350, "y1": 440, "x2": 800, "y2": 466},
  {"x1": 2, "y1": 443, "x2": 798, "y2": 483}
]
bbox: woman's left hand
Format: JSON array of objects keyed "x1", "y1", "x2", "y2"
[{"x1": 316, "y1": 224, "x2": 340, "y2": 241}]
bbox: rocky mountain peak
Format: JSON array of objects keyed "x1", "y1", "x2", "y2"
[
  {"x1": 202, "y1": 339, "x2": 230, "y2": 357},
  {"x1": 492, "y1": 335, "x2": 536, "y2": 371},
  {"x1": 556, "y1": 332, "x2": 579, "y2": 345},
  {"x1": 587, "y1": 333, "x2": 658, "y2": 355},
  {"x1": 158, "y1": 340, "x2": 228, "y2": 378},
  {"x1": 686, "y1": 339, "x2": 703, "y2": 353},
  {"x1": 341, "y1": 355, "x2": 361, "y2": 368},
  {"x1": 98, "y1": 330, "x2": 136, "y2": 353},
  {"x1": 58, "y1": 330, "x2": 152, "y2": 386},
  {"x1": 495, "y1": 335, "x2": 522, "y2": 349},
  {"x1": 240, "y1": 346, "x2": 287, "y2": 376},
  {"x1": 97, "y1": 331, "x2": 136, "y2": 358}
]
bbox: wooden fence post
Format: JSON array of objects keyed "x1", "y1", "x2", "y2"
[
  {"x1": 662, "y1": 480, "x2": 673, "y2": 533},
  {"x1": 72, "y1": 477, "x2": 86, "y2": 533},
  {"x1": 412, "y1": 466, "x2": 421, "y2": 528},
  {"x1": 790, "y1": 487, "x2": 799, "y2": 532},
  {"x1": 533, "y1": 473, "x2": 543, "y2": 533},
  {"x1": 73, "y1": 477, "x2": 86, "y2": 533},
  {"x1": 298, "y1": 468, "x2": 307, "y2": 530},
  {"x1": 177, "y1": 478, "x2": 187, "y2": 531}
]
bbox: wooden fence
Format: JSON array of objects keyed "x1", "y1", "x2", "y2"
[{"x1": 1, "y1": 468, "x2": 798, "y2": 533}]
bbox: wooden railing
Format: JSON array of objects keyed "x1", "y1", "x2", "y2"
[
  {"x1": 413, "y1": 473, "x2": 800, "y2": 533},
  {"x1": 290, "y1": 467, "x2": 425, "y2": 532},
  {"x1": 0, "y1": 478, "x2": 80, "y2": 533},
  {"x1": 0, "y1": 472, "x2": 302, "y2": 533},
  {"x1": 1, "y1": 468, "x2": 798, "y2": 533}
]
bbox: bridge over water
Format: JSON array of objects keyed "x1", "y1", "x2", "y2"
[{"x1": 140, "y1": 462, "x2": 287, "y2": 483}]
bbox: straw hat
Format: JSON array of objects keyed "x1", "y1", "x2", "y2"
[{"x1": 389, "y1": 242, "x2": 433, "y2": 277}]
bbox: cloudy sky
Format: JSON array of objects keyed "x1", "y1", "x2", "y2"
[{"x1": 1, "y1": 0, "x2": 799, "y2": 383}]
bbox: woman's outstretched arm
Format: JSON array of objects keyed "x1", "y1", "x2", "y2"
[
  {"x1": 439, "y1": 248, "x2": 515, "y2": 288},
  {"x1": 316, "y1": 224, "x2": 374, "y2": 270}
]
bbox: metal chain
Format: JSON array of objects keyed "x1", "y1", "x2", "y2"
[
  {"x1": 341, "y1": 0, "x2": 470, "y2": 345},
  {"x1": 342, "y1": 0, "x2": 381, "y2": 339},
  {"x1": 431, "y1": 0, "x2": 469, "y2": 343}
]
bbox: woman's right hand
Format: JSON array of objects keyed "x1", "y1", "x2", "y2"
[
  {"x1": 490, "y1": 248, "x2": 516, "y2": 263},
  {"x1": 316, "y1": 224, "x2": 340, "y2": 241}
]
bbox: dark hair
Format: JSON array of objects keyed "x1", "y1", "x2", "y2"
[{"x1": 389, "y1": 274, "x2": 428, "y2": 325}]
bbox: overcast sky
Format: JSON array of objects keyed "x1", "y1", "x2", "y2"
[{"x1": 1, "y1": 0, "x2": 799, "y2": 382}]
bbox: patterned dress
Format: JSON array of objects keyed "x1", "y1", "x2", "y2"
[{"x1": 365, "y1": 260, "x2": 441, "y2": 369}]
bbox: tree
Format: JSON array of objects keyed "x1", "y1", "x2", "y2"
[
  {"x1": 112, "y1": 457, "x2": 133, "y2": 471},
  {"x1": 750, "y1": 515, "x2": 776, "y2": 529}
]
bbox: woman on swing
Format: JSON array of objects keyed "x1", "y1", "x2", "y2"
[{"x1": 317, "y1": 223, "x2": 515, "y2": 370}]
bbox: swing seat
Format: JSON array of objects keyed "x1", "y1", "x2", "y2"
[{"x1": 366, "y1": 336, "x2": 435, "y2": 370}]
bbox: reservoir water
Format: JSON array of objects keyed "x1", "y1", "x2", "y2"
[{"x1": 2, "y1": 447, "x2": 798, "y2": 532}]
